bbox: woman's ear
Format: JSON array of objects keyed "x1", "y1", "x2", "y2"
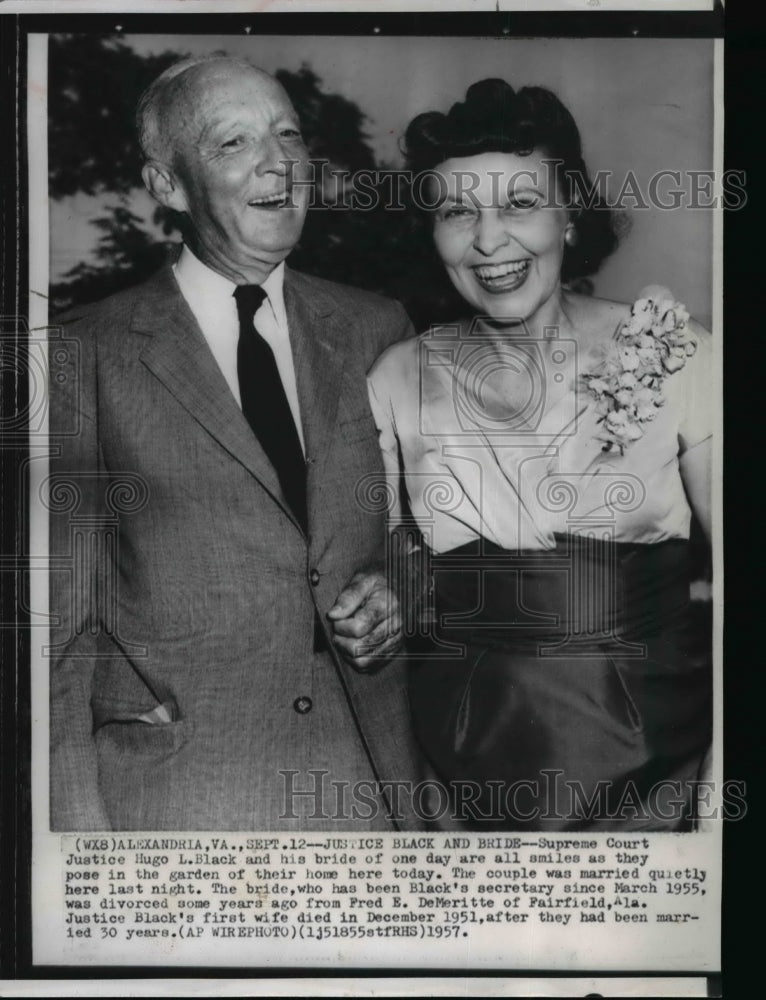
[
  {"x1": 564, "y1": 202, "x2": 582, "y2": 245},
  {"x1": 142, "y1": 161, "x2": 188, "y2": 214}
]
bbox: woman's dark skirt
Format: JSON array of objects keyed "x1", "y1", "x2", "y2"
[{"x1": 409, "y1": 534, "x2": 713, "y2": 831}]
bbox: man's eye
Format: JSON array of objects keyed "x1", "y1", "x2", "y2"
[
  {"x1": 279, "y1": 127, "x2": 302, "y2": 139},
  {"x1": 443, "y1": 206, "x2": 474, "y2": 220},
  {"x1": 221, "y1": 136, "x2": 244, "y2": 149}
]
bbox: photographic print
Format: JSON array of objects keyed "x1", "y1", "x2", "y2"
[{"x1": 0, "y1": 2, "x2": 737, "y2": 996}]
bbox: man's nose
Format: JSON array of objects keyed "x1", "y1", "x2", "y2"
[
  {"x1": 253, "y1": 135, "x2": 291, "y2": 176},
  {"x1": 472, "y1": 211, "x2": 514, "y2": 257}
]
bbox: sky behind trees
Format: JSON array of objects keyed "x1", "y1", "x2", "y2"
[{"x1": 46, "y1": 33, "x2": 715, "y2": 326}]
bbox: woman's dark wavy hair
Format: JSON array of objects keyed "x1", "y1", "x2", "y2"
[{"x1": 403, "y1": 78, "x2": 620, "y2": 285}]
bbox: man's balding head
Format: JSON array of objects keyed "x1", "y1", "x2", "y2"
[
  {"x1": 138, "y1": 55, "x2": 311, "y2": 285},
  {"x1": 137, "y1": 54, "x2": 285, "y2": 165}
]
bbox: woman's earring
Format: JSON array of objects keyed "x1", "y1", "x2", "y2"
[{"x1": 564, "y1": 223, "x2": 578, "y2": 247}]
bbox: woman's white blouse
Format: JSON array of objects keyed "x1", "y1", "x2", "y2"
[{"x1": 367, "y1": 309, "x2": 713, "y2": 554}]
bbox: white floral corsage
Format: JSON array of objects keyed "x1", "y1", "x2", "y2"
[{"x1": 581, "y1": 285, "x2": 697, "y2": 454}]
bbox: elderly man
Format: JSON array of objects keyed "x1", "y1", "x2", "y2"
[{"x1": 48, "y1": 54, "x2": 422, "y2": 830}]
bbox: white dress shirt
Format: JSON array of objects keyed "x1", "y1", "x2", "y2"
[{"x1": 173, "y1": 245, "x2": 305, "y2": 453}]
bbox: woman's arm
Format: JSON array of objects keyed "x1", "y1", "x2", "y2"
[
  {"x1": 679, "y1": 436, "x2": 712, "y2": 544},
  {"x1": 367, "y1": 364, "x2": 406, "y2": 529},
  {"x1": 677, "y1": 319, "x2": 715, "y2": 546},
  {"x1": 367, "y1": 361, "x2": 434, "y2": 631}
]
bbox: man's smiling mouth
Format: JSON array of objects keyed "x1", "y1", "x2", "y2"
[
  {"x1": 473, "y1": 258, "x2": 531, "y2": 292},
  {"x1": 248, "y1": 192, "x2": 292, "y2": 208}
]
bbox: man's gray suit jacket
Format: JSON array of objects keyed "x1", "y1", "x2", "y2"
[{"x1": 48, "y1": 262, "x2": 425, "y2": 831}]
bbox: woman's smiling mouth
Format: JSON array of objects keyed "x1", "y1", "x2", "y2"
[{"x1": 472, "y1": 259, "x2": 532, "y2": 293}]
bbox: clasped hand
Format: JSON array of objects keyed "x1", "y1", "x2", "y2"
[{"x1": 327, "y1": 567, "x2": 403, "y2": 672}]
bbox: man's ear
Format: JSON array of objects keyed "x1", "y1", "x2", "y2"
[{"x1": 142, "y1": 161, "x2": 188, "y2": 213}]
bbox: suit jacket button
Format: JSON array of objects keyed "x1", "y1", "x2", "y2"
[
  {"x1": 309, "y1": 568, "x2": 321, "y2": 586},
  {"x1": 293, "y1": 696, "x2": 313, "y2": 715}
]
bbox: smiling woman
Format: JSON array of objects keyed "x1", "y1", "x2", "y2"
[
  {"x1": 430, "y1": 150, "x2": 571, "y2": 326},
  {"x1": 404, "y1": 79, "x2": 620, "y2": 315},
  {"x1": 367, "y1": 78, "x2": 714, "y2": 832}
]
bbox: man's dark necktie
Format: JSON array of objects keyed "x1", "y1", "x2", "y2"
[{"x1": 234, "y1": 284, "x2": 307, "y2": 531}]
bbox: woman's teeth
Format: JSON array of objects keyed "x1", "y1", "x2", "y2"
[{"x1": 473, "y1": 259, "x2": 531, "y2": 290}]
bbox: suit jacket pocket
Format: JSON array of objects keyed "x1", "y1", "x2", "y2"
[
  {"x1": 92, "y1": 694, "x2": 180, "y2": 732},
  {"x1": 95, "y1": 715, "x2": 190, "y2": 766}
]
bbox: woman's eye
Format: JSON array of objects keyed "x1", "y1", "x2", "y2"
[
  {"x1": 279, "y1": 127, "x2": 302, "y2": 139},
  {"x1": 508, "y1": 195, "x2": 539, "y2": 210}
]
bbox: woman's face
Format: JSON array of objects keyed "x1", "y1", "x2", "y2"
[{"x1": 430, "y1": 150, "x2": 570, "y2": 325}]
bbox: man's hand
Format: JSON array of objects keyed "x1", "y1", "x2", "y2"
[{"x1": 327, "y1": 569, "x2": 403, "y2": 673}]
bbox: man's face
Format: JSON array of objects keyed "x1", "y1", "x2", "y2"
[{"x1": 162, "y1": 62, "x2": 311, "y2": 281}]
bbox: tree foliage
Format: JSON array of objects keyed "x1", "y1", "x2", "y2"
[
  {"x1": 48, "y1": 35, "x2": 179, "y2": 199},
  {"x1": 48, "y1": 34, "x2": 460, "y2": 321}
]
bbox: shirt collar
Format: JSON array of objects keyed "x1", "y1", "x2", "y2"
[
  {"x1": 260, "y1": 258, "x2": 287, "y2": 328},
  {"x1": 174, "y1": 244, "x2": 287, "y2": 325}
]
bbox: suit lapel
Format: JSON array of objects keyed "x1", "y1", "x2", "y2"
[
  {"x1": 284, "y1": 269, "x2": 348, "y2": 521},
  {"x1": 133, "y1": 265, "x2": 303, "y2": 533}
]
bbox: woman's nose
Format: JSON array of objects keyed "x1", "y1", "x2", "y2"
[{"x1": 472, "y1": 211, "x2": 513, "y2": 257}]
